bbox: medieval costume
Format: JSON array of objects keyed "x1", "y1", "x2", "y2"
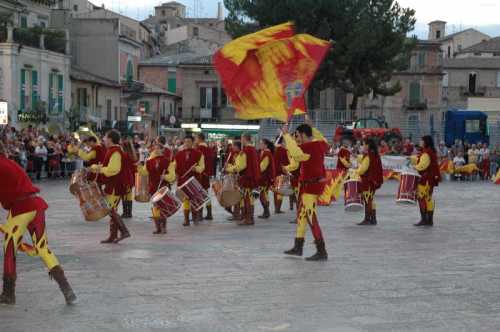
[
  {"x1": 356, "y1": 149, "x2": 384, "y2": 226},
  {"x1": 273, "y1": 144, "x2": 289, "y2": 214},
  {"x1": 258, "y1": 148, "x2": 275, "y2": 219},
  {"x1": 196, "y1": 142, "x2": 215, "y2": 220},
  {"x1": 0, "y1": 153, "x2": 76, "y2": 305}
]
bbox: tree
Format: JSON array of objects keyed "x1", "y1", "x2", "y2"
[{"x1": 224, "y1": 0, "x2": 417, "y2": 111}]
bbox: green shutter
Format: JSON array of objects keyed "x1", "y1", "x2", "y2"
[
  {"x1": 57, "y1": 74, "x2": 64, "y2": 113},
  {"x1": 20, "y1": 69, "x2": 26, "y2": 112},
  {"x1": 31, "y1": 70, "x2": 38, "y2": 110},
  {"x1": 409, "y1": 82, "x2": 420, "y2": 105},
  {"x1": 144, "y1": 101, "x2": 150, "y2": 113},
  {"x1": 167, "y1": 72, "x2": 176, "y2": 93},
  {"x1": 126, "y1": 60, "x2": 133, "y2": 82}
]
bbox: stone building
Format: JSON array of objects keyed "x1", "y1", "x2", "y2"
[
  {"x1": 142, "y1": 1, "x2": 230, "y2": 56},
  {"x1": 0, "y1": 0, "x2": 71, "y2": 130}
]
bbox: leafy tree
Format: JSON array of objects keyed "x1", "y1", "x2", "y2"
[{"x1": 224, "y1": 0, "x2": 417, "y2": 111}]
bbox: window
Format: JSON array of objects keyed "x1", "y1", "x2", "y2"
[
  {"x1": 436, "y1": 30, "x2": 441, "y2": 39},
  {"x1": 20, "y1": 68, "x2": 38, "y2": 112},
  {"x1": 114, "y1": 106, "x2": 119, "y2": 121},
  {"x1": 76, "y1": 88, "x2": 87, "y2": 107},
  {"x1": 167, "y1": 71, "x2": 176, "y2": 93},
  {"x1": 447, "y1": 46, "x2": 451, "y2": 58},
  {"x1": 468, "y1": 72, "x2": 477, "y2": 95},
  {"x1": 193, "y1": 27, "x2": 199, "y2": 37},
  {"x1": 465, "y1": 120, "x2": 480, "y2": 133},
  {"x1": 443, "y1": 72, "x2": 449, "y2": 88},
  {"x1": 162, "y1": 10, "x2": 166, "y2": 16},
  {"x1": 20, "y1": 16, "x2": 28, "y2": 28},
  {"x1": 73, "y1": 4, "x2": 78, "y2": 11},
  {"x1": 48, "y1": 72, "x2": 63, "y2": 115},
  {"x1": 409, "y1": 81, "x2": 421, "y2": 105},
  {"x1": 200, "y1": 87, "x2": 217, "y2": 118},
  {"x1": 106, "y1": 100, "x2": 112, "y2": 120},
  {"x1": 126, "y1": 59, "x2": 134, "y2": 82},
  {"x1": 496, "y1": 71, "x2": 500, "y2": 88},
  {"x1": 458, "y1": 44, "x2": 462, "y2": 51},
  {"x1": 417, "y1": 52, "x2": 426, "y2": 67}
]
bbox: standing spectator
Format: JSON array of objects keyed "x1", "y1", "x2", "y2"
[
  {"x1": 33, "y1": 140, "x2": 48, "y2": 180},
  {"x1": 437, "y1": 141, "x2": 449, "y2": 161}
]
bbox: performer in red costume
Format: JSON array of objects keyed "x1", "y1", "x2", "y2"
[
  {"x1": 138, "y1": 136, "x2": 175, "y2": 234},
  {"x1": 174, "y1": 135, "x2": 205, "y2": 226},
  {"x1": 90, "y1": 130, "x2": 131, "y2": 243},
  {"x1": 195, "y1": 133, "x2": 215, "y2": 220},
  {"x1": 411, "y1": 135, "x2": 441, "y2": 226},
  {"x1": 77, "y1": 136, "x2": 106, "y2": 182},
  {"x1": 120, "y1": 138, "x2": 138, "y2": 219},
  {"x1": 226, "y1": 133, "x2": 260, "y2": 226},
  {"x1": 355, "y1": 138, "x2": 384, "y2": 226},
  {"x1": 336, "y1": 143, "x2": 351, "y2": 172},
  {"x1": 282, "y1": 123, "x2": 329, "y2": 261},
  {"x1": 258, "y1": 139, "x2": 276, "y2": 219},
  {"x1": 0, "y1": 141, "x2": 76, "y2": 305},
  {"x1": 225, "y1": 141, "x2": 242, "y2": 221},
  {"x1": 273, "y1": 136, "x2": 289, "y2": 214}
]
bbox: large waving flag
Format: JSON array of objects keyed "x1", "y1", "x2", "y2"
[
  {"x1": 214, "y1": 22, "x2": 331, "y2": 122},
  {"x1": 493, "y1": 169, "x2": 500, "y2": 184}
]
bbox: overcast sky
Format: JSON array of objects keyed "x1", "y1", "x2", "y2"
[{"x1": 99, "y1": 0, "x2": 500, "y2": 37}]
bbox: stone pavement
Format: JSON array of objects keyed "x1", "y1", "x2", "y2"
[{"x1": 0, "y1": 180, "x2": 499, "y2": 332}]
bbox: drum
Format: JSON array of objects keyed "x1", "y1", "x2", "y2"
[
  {"x1": 274, "y1": 175, "x2": 294, "y2": 196},
  {"x1": 396, "y1": 171, "x2": 420, "y2": 205},
  {"x1": 220, "y1": 174, "x2": 240, "y2": 207},
  {"x1": 134, "y1": 173, "x2": 150, "y2": 203},
  {"x1": 69, "y1": 169, "x2": 87, "y2": 195},
  {"x1": 176, "y1": 177, "x2": 210, "y2": 211},
  {"x1": 152, "y1": 186, "x2": 181, "y2": 219},
  {"x1": 344, "y1": 179, "x2": 363, "y2": 212},
  {"x1": 212, "y1": 179, "x2": 224, "y2": 206},
  {"x1": 77, "y1": 182, "x2": 110, "y2": 222}
]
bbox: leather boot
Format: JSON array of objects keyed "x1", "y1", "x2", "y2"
[
  {"x1": 370, "y1": 210, "x2": 378, "y2": 225},
  {"x1": 49, "y1": 266, "x2": 77, "y2": 305},
  {"x1": 305, "y1": 239, "x2": 328, "y2": 261},
  {"x1": 228, "y1": 205, "x2": 241, "y2": 221},
  {"x1": 160, "y1": 218, "x2": 167, "y2": 234},
  {"x1": 152, "y1": 219, "x2": 162, "y2": 234},
  {"x1": 258, "y1": 202, "x2": 270, "y2": 219},
  {"x1": 274, "y1": 195, "x2": 284, "y2": 214},
  {"x1": 358, "y1": 205, "x2": 371, "y2": 225},
  {"x1": 204, "y1": 205, "x2": 213, "y2": 220},
  {"x1": 289, "y1": 195, "x2": 295, "y2": 211},
  {"x1": 427, "y1": 211, "x2": 434, "y2": 227},
  {"x1": 101, "y1": 219, "x2": 118, "y2": 243},
  {"x1": 127, "y1": 200, "x2": 133, "y2": 218},
  {"x1": 284, "y1": 238, "x2": 304, "y2": 256},
  {"x1": 112, "y1": 212, "x2": 130, "y2": 243},
  {"x1": 183, "y1": 210, "x2": 190, "y2": 226},
  {"x1": 238, "y1": 203, "x2": 254, "y2": 226},
  {"x1": 414, "y1": 205, "x2": 427, "y2": 227},
  {"x1": 121, "y1": 200, "x2": 132, "y2": 219},
  {"x1": 0, "y1": 275, "x2": 16, "y2": 305}
]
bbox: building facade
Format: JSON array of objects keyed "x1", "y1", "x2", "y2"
[{"x1": 0, "y1": 0, "x2": 71, "y2": 130}]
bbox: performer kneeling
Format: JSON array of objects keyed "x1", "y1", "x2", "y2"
[
  {"x1": 226, "y1": 134, "x2": 260, "y2": 226},
  {"x1": 90, "y1": 130, "x2": 131, "y2": 243},
  {"x1": 138, "y1": 137, "x2": 175, "y2": 234},
  {"x1": 258, "y1": 139, "x2": 276, "y2": 219},
  {"x1": 282, "y1": 124, "x2": 329, "y2": 261},
  {"x1": 411, "y1": 135, "x2": 441, "y2": 227},
  {"x1": 0, "y1": 142, "x2": 76, "y2": 305},
  {"x1": 356, "y1": 138, "x2": 383, "y2": 226}
]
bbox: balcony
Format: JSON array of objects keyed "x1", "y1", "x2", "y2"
[
  {"x1": 403, "y1": 98, "x2": 428, "y2": 111},
  {"x1": 0, "y1": 26, "x2": 68, "y2": 54},
  {"x1": 460, "y1": 86, "x2": 486, "y2": 97}
]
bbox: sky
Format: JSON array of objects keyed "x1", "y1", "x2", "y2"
[{"x1": 99, "y1": 0, "x2": 500, "y2": 37}]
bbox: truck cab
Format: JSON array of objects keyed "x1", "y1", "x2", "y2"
[{"x1": 444, "y1": 109, "x2": 489, "y2": 146}]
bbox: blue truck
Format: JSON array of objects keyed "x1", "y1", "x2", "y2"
[{"x1": 444, "y1": 109, "x2": 489, "y2": 146}]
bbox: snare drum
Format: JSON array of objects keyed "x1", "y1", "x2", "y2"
[
  {"x1": 212, "y1": 179, "x2": 224, "y2": 206},
  {"x1": 69, "y1": 169, "x2": 87, "y2": 195},
  {"x1": 134, "y1": 173, "x2": 150, "y2": 203},
  {"x1": 176, "y1": 177, "x2": 210, "y2": 211},
  {"x1": 396, "y1": 171, "x2": 420, "y2": 205},
  {"x1": 77, "y1": 182, "x2": 110, "y2": 222},
  {"x1": 344, "y1": 179, "x2": 363, "y2": 212},
  {"x1": 152, "y1": 186, "x2": 181, "y2": 218},
  {"x1": 274, "y1": 175, "x2": 294, "y2": 196},
  {"x1": 220, "y1": 174, "x2": 240, "y2": 207}
]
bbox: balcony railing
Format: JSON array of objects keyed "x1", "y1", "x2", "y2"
[
  {"x1": 460, "y1": 86, "x2": 486, "y2": 97},
  {"x1": 0, "y1": 26, "x2": 68, "y2": 54},
  {"x1": 403, "y1": 98, "x2": 428, "y2": 110}
]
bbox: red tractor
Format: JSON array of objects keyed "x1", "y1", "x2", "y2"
[{"x1": 334, "y1": 118, "x2": 403, "y2": 149}]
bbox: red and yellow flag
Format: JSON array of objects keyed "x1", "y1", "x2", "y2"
[
  {"x1": 213, "y1": 22, "x2": 331, "y2": 122},
  {"x1": 494, "y1": 169, "x2": 500, "y2": 184}
]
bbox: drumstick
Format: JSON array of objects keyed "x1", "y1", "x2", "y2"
[{"x1": 180, "y1": 163, "x2": 197, "y2": 179}]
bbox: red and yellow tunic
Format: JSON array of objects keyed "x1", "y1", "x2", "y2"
[
  {"x1": 226, "y1": 146, "x2": 260, "y2": 189},
  {"x1": 284, "y1": 128, "x2": 329, "y2": 195},
  {"x1": 0, "y1": 155, "x2": 48, "y2": 217},
  {"x1": 259, "y1": 149, "x2": 275, "y2": 188},
  {"x1": 274, "y1": 145, "x2": 289, "y2": 177},
  {"x1": 356, "y1": 151, "x2": 384, "y2": 192},
  {"x1": 196, "y1": 143, "x2": 214, "y2": 190},
  {"x1": 336, "y1": 147, "x2": 351, "y2": 172},
  {"x1": 79, "y1": 144, "x2": 106, "y2": 181},
  {"x1": 174, "y1": 148, "x2": 204, "y2": 186},
  {"x1": 95, "y1": 145, "x2": 129, "y2": 196},
  {"x1": 413, "y1": 148, "x2": 441, "y2": 187},
  {"x1": 122, "y1": 151, "x2": 136, "y2": 191},
  {"x1": 139, "y1": 150, "x2": 175, "y2": 195}
]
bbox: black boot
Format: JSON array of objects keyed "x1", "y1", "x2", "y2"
[
  {"x1": 427, "y1": 211, "x2": 434, "y2": 227},
  {"x1": 183, "y1": 210, "x2": 190, "y2": 226},
  {"x1": 370, "y1": 210, "x2": 378, "y2": 225},
  {"x1": 204, "y1": 205, "x2": 213, "y2": 220},
  {"x1": 258, "y1": 203, "x2": 270, "y2": 219},
  {"x1": 49, "y1": 266, "x2": 77, "y2": 305},
  {"x1": 160, "y1": 218, "x2": 167, "y2": 234},
  {"x1": 0, "y1": 275, "x2": 16, "y2": 305},
  {"x1": 152, "y1": 219, "x2": 162, "y2": 234},
  {"x1": 127, "y1": 201, "x2": 133, "y2": 218},
  {"x1": 274, "y1": 195, "x2": 284, "y2": 214},
  {"x1": 284, "y1": 238, "x2": 305, "y2": 256},
  {"x1": 305, "y1": 239, "x2": 328, "y2": 261},
  {"x1": 414, "y1": 206, "x2": 427, "y2": 227},
  {"x1": 358, "y1": 205, "x2": 371, "y2": 225}
]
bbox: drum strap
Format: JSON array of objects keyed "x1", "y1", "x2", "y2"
[{"x1": 300, "y1": 177, "x2": 325, "y2": 185}]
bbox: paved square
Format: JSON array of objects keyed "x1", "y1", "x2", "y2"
[{"x1": 0, "y1": 180, "x2": 499, "y2": 331}]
